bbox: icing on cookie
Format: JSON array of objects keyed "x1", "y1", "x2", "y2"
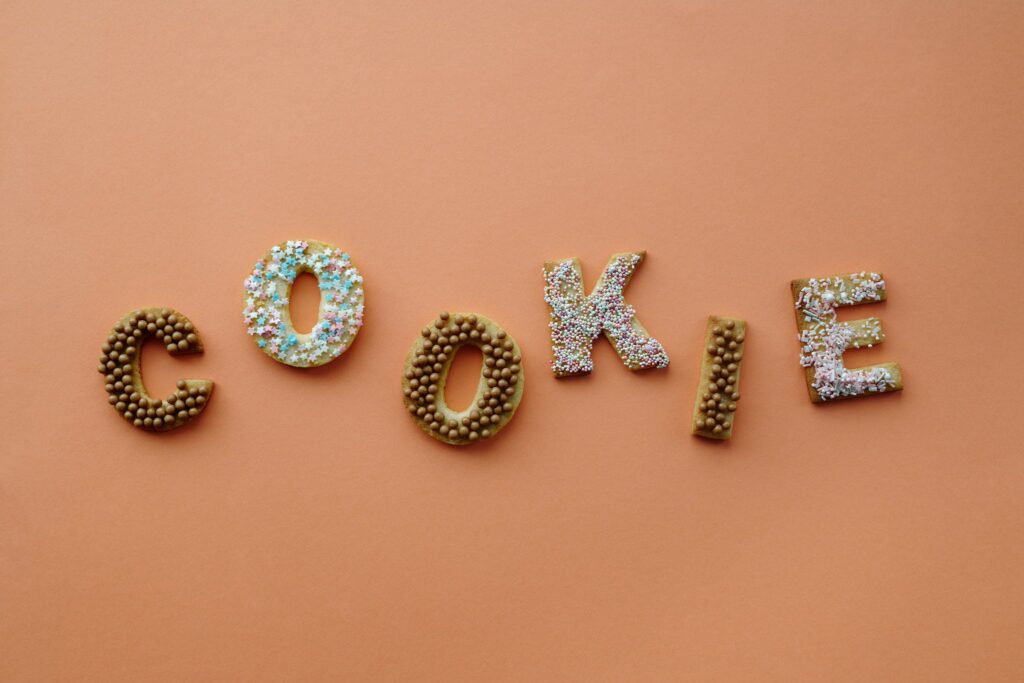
[
  {"x1": 244, "y1": 239, "x2": 364, "y2": 368},
  {"x1": 402, "y1": 312, "x2": 524, "y2": 445},
  {"x1": 98, "y1": 307, "x2": 213, "y2": 432},
  {"x1": 791, "y1": 271, "x2": 903, "y2": 402},
  {"x1": 543, "y1": 251, "x2": 669, "y2": 377},
  {"x1": 692, "y1": 316, "x2": 745, "y2": 439}
]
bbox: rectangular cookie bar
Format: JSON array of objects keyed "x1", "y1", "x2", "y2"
[{"x1": 691, "y1": 316, "x2": 745, "y2": 440}]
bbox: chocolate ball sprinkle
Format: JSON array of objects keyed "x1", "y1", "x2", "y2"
[
  {"x1": 697, "y1": 319, "x2": 744, "y2": 437},
  {"x1": 404, "y1": 313, "x2": 522, "y2": 445},
  {"x1": 100, "y1": 309, "x2": 211, "y2": 432}
]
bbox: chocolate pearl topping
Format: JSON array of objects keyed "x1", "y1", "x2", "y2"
[
  {"x1": 402, "y1": 312, "x2": 524, "y2": 446},
  {"x1": 98, "y1": 307, "x2": 213, "y2": 432},
  {"x1": 694, "y1": 316, "x2": 745, "y2": 439}
]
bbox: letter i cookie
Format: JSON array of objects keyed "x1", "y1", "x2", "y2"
[{"x1": 691, "y1": 316, "x2": 745, "y2": 440}]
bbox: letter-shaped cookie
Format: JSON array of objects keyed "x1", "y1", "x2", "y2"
[
  {"x1": 243, "y1": 239, "x2": 364, "y2": 367},
  {"x1": 543, "y1": 251, "x2": 669, "y2": 377},
  {"x1": 402, "y1": 312, "x2": 524, "y2": 445},
  {"x1": 97, "y1": 308, "x2": 213, "y2": 431},
  {"x1": 691, "y1": 316, "x2": 745, "y2": 439},
  {"x1": 791, "y1": 271, "x2": 903, "y2": 403}
]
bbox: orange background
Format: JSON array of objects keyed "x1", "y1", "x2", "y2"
[{"x1": 3, "y1": 2, "x2": 1023, "y2": 680}]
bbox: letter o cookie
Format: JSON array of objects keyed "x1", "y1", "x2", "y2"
[
  {"x1": 402, "y1": 312, "x2": 525, "y2": 445},
  {"x1": 243, "y1": 239, "x2": 365, "y2": 367},
  {"x1": 97, "y1": 307, "x2": 213, "y2": 432}
]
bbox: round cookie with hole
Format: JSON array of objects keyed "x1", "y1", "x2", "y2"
[
  {"x1": 243, "y1": 239, "x2": 365, "y2": 368},
  {"x1": 401, "y1": 312, "x2": 525, "y2": 445}
]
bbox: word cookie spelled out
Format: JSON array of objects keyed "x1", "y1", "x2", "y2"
[{"x1": 98, "y1": 239, "x2": 904, "y2": 445}]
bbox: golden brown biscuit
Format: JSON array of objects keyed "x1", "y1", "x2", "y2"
[
  {"x1": 401, "y1": 312, "x2": 524, "y2": 445},
  {"x1": 691, "y1": 316, "x2": 745, "y2": 440},
  {"x1": 97, "y1": 307, "x2": 213, "y2": 432},
  {"x1": 791, "y1": 271, "x2": 903, "y2": 403}
]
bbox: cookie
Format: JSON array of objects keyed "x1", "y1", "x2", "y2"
[
  {"x1": 691, "y1": 316, "x2": 745, "y2": 440},
  {"x1": 97, "y1": 307, "x2": 213, "y2": 432},
  {"x1": 543, "y1": 251, "x2": 669, "y2": 377},
  {"x1": 791, "y1": 271, "x2": 903, "y2": 403},
  {"x1": 244, "y1": 239, "x2": 364, "y2": 367},
  {"x1": 402, "y1": 312, "x2": 524, "y2": 445}
]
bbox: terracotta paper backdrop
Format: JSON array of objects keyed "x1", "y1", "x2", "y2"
[{"x1": 2, "y1": 1, "x2": 1023, "y2": 680}]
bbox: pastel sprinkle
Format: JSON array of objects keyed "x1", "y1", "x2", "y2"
[
  {"x1": 793, "y1": 271, "x2": 894, "y2": 401},
  {"x1": 244, "y1": 239, "x2": 364, "y2": 368},
  {"x1": 543, "y1": 252, "x2": 669, "y2": 376}
]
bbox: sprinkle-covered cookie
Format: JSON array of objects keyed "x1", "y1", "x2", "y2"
[
  {"x1": 543, "y1": 251, "x2": 669, "y2": 377},
  {"x1": 791, "y1": 271, "x2": 903, "y2": 403},
  {"x1": 244, "y1": 239, "x2": 364, "y2": 368}
]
